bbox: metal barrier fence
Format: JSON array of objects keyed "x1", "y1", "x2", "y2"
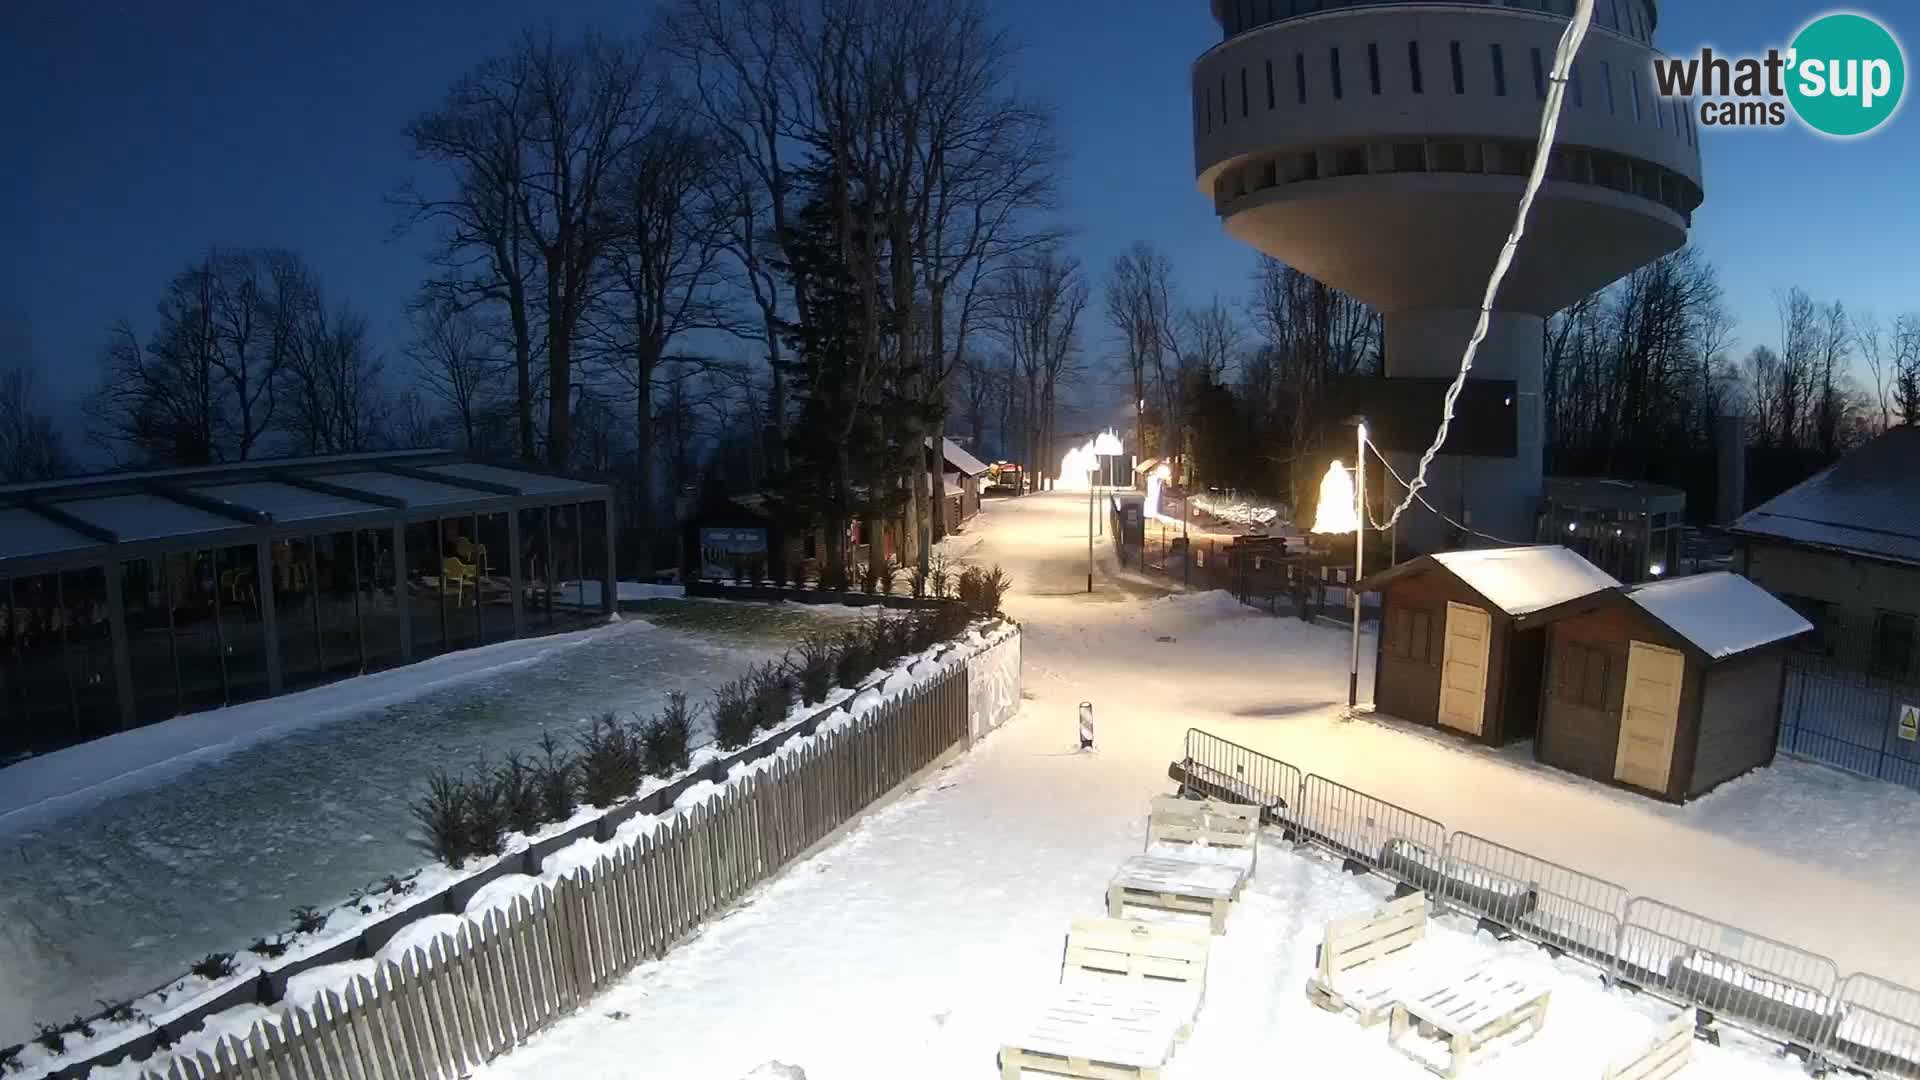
[
  {"x1": 1833, "y1": 974, "x2": 1920, "y2": 1078},
  {"x1": 1440, "y1": 832, "x2": 1628, "y2": 969},
  {"x1": 118, "y1": 668, "x2": 971, "y2": 1080},
  {"x1": 1296, "y1": 774, "x2": 1449, "y2": 889},
  {"x1": 1617, "y1": 898, "x2": 1843, "y2": 1052},
  {"x1": 1175, "y1": 728, "x2": 1920, "y2": 1076},
  {"x1": 1178, "y1": 729, "x2": 1303, "y2": 831}
]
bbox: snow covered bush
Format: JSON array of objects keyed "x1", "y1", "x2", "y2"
[
  {"x1": 189, "y1": 953, "x2": 236, "y2": 980},
  {"x1": 878, "y1": 562, "x2": 898, "y2": 596},
  {"x1": 956, "y1": 565, "x2": 1011, "y2": 617},
  {"x1": 712, "y1": 674, "x2": 758, "y2": 752},
  {"x1": 930, "y1": 555, "x2": 952, "y2": 599},
  {"x1": 641, "y1": 693, "x2": 696, "y2": 777},
  {"x1": 534, "y1": 733, "x2": 578, "y2": 825},
  {"x1": 910, "y1": 562, "x2": 929, "y2": 598},
  {"x1": 752, "y1": 661, "x2": 792, "y2": 731},
  {"x1": 289, "y1": 905, "x2": 328, "y2": 935},
  {"x1": 792, "y1": 635, "x2": 837, "y2": 706},
  {"x1": 835, "y1": 625, "x2": 878, "y2": 688},
  {"x1": 496, "y1": 752, "x2": 542, "y2": 834},
  {"x1": 463, "y1": 769, "x2": 507, "y2": 858},
  {"x1": 577, "y1": 713, "x2": 647, "y2": 808},
  {"x1": 412, "y1": 769, "x2": 474, "y2": 866},
  {"x1": 249, "y1": 936, "x2": 290, "y2": 959}
]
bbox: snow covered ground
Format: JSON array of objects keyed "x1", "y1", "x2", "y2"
[
  {"x1": 462, "y1": 492, "x2": 1920, "y2": 1079},
  {"x1": 0, "y1": 599, "x2": 861, "y2": 1048}
]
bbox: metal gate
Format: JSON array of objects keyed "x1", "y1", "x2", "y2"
[{"x1": 1779, "y1": 659, "x2": 1920, "y2": 791}]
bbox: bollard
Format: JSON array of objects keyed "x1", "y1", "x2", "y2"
[{"x1": 1079, "y1": 702, "x2": 1095, "y2": 750}]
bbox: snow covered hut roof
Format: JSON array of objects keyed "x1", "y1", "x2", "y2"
[
  {"x1": 1731, "y1": 426, "x2": 1920, "y2": 566},
  {"x1": 1429, "y1": 545, "x2": 1621, "y2": 616},
  {"x1": 1624, "y1": 572, "x2": 1812, "y2": 660},
  {"x1": 926, "y1": 437, "x2": 989, "y2": 476}
]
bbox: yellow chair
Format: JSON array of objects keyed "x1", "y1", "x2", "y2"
[{"x1": 441, "y1": 556, "x2": 477, "y2": 605}]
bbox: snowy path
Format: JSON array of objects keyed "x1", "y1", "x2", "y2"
[
  {"x1": 0, "y1": 601, "x2": 855, "y2": 1047},
  {"x1": 466, "y1": 495, "x2": 1818, "y2": 1079}
]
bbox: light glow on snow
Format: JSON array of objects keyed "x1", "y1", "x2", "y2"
[
  {"x1": 1057, "y1": 430, "x2": 1125, "y2": 492},
  {"x1": 1311, "y1": 460, "x2": 1358, "y2": 534}
]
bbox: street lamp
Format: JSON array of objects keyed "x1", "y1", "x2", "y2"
[
  {"x1": 1088, "y1": 429, "x2": 1124, "y2": 593},
  {"x1": 1310, "y1": 417, "x2": 1368, "y2": 711}
]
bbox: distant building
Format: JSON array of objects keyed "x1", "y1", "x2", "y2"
[
  {"x1": 1191, "y1": 0, "x2": 1702, "y2": 551},
  {"x1": 0, "y1": 451, "x2": 615, "y2": 762},
  {"x1": 1534, "y1": 477, "x2": 1686, "y2": 585},
  {"x1": 929, "y1": 437, "x2": 990, "y2": 532},
  {"x1": 1730, "y1": 426, "x2": 1920, "y2": 681}
]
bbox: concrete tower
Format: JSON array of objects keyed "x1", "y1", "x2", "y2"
[{"x1": 1193, "y1": 0, "x2": 1703, "y2": 550}]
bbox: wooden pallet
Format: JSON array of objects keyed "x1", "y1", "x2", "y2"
[
  {"x1": 1000, "y1": 987, "x2": 1180, "y2": 1080},
  {"x1": 1388, "y1": 967, "x2": 1552, "y2": 1078},
  {"x1": 1603, "y1": 1008, "x2": 1696, "y2": 1080},
  {"x1": 1305, "y1": 891, "x2": 1450, "y2": 1027},
  {"x1": 1059, "y1": 916, "x2": 1209, "y2": 1040},
  {"x1": 1143, "y1": 794, "x2": 1258, "y2": 888},
  {"x1": 1106, "y1": 855, "x2": 1241, "y2": 934}
]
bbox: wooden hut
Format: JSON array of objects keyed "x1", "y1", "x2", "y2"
[
  {"x1": 1530, "y1": 572, "x2": 1812, "y2": 801},
  {"x1": 1358, "y1": 546, "x2": 1620, "y2": 746}
]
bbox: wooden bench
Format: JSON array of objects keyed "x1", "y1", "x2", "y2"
[
  {"x1": 1107, "y1": 855, "x2": 1243, "y2": 934},
  {"x1": 1602, "y1": 1008, "x2": 1696, "y2": 1080},
  {"x1": 999, "y1": 989, "x2": 1181, "y2": 1080},
  {"x1": 1143, "y1": 795, "x2": 1258, "y2": 887},
  {"x1": 1058, "y1": 916, "x2": 1210, "y2": 1038},
  {"x1": 1305, "y1": 891, "x2": 1456, "y2": 1026},
  {"x1": 1388, "y1": 966, "x2": 1552, "y2": 1077}
]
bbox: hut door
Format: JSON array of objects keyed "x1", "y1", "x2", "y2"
[
  {"x1": 1438, "y1": 602, "x2": 1492, "y2": 735},
  {"x1": 1615, "y1": 641, "x2": 1685, "y2": 793}
]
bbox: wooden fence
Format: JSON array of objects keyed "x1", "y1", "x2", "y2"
[{"x1": 132, "y1": 666, "x2": 969, "y2": 1080}]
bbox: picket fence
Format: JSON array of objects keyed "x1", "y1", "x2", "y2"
[
  {"x1": 126, "y1": 667, "x2": 970, "y2": 1080},
  {"x1": 1180, "y1": 727, "x2": 1920, "y2": 1079}
]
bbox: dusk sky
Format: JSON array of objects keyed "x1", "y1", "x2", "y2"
[{"x1": 6, "y1": 0, "x2": 1916, "y2": 449}]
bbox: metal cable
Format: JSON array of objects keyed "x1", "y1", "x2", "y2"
[{"x1": 1377, "y1": 0, "x2": 1598, "y2": 531}]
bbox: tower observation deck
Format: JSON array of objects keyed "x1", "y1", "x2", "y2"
[{"x1": 1193, "y1": 0, "x2": 1702, "y2": 550}]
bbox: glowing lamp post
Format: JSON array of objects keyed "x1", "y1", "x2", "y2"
[
  {"x1": 1310, "y1": 419, "x2": 1369, "y2": 711},
  {"x1": 1087, "y1": 429, "x2": 1125, "y2": 593}
]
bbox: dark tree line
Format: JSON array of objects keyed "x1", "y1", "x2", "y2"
[
  {"x1": 72, "y1": 0, "x2": 1068, "y2": 580},
  {"x1": 1089, "y1": 239, "x2": 1909, "y2": 526}
]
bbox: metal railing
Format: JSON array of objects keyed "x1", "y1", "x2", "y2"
[
  {"x1": 1832, "y1": 974, "x2": 1920, "y2": 1078},
  {"x1": 1616, "y1": 898, "x2": 1843, "y2": 1052},
  {"x1": 1296, "y1": 774, "x2": 1449, "y2": 888},
  {"x1": 1442, "y1": 832, "x2": 1628, "y2": 968},
  {"x1": 1170, "y1": 727, "x2": 1920, "y2": 1076},
  {"x1": 1177, "y1": 729, "x2": 1302, "y2": 830}
]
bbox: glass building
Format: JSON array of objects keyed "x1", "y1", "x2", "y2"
[
  {"x1": 0, "y1": 451, "x2": 615, "y2": 762},
  {"x1": 1535, "y1": 477, "x2": 1685, "y2": 585}
]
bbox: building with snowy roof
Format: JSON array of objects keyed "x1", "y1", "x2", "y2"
[
  {"x1": 0, "y1": 451, "x2": 614, "y2": 762},
  {"x1": 1525, "y1": 571, "x2": 1811, "y2": 801},
  {"x1": 929, "y1": 437, "x2": 989, "y2": 533},
  {"x1": 1357, "y1": 544, "x2": 1620, "y2": 747},
  {"x1": 1730, "y1": 426, "x2": 1920, "y2": 685}
]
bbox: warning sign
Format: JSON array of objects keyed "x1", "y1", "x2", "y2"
[{"x1": 1900, "y1": 704, "x2": 1919, "y2": 743}]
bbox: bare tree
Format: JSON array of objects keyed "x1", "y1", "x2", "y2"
[
  {"x1": 594, "y1": 113, "x2": 741, "y2": 572},
  {"x1": 0, "y1": 366, "x2": 70, "y2": 482},
  {"x1": 985, "y1": 247, "x2": 1086, "y2": 489},
  {"x1": 400, "y1": 28, "x2": 650, "y2": 468},
  {"x1": 1105, "y1": 243, "x2": 1176, "y2": 460},
  {"x1": 1856, "y1": 312, "x2": 1893, "y2": 433},
  {"x1": 89, "y1": 249, "x2": 311, "y2": 465},
  {"x1": 408, "y1": 301, "x2": 501, "y2": 453},
  {"x1": 280, "y1": 275, "x2": 386, "y2": 455}
]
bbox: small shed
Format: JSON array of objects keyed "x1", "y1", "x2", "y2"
[
  {"x1": 1358, "y1": 546, "x2": 1621, "y2": 746},
  {"x1": 930, "y1": 437, "x2": 990, "y2": 531},
  {"x1": 1532, "y1": 572, "x2": 1812, "y2": 801}
]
